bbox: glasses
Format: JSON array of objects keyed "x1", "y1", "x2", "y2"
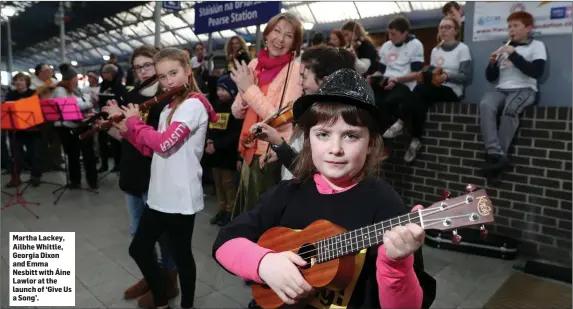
[
  {"x1": 439, "y1": 25, "x2": 455, "y2": 31},
  {"x1": 133, "y1": 62, "x2": 154, "y2": 73}
]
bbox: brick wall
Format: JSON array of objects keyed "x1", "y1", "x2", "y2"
[{"x1": 382, "y1": 102, "x2": 572, "y2": 265}]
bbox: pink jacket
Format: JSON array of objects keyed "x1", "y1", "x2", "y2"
[{"x1": 231, "y1": 59, "x2": 303, "y2": 154}]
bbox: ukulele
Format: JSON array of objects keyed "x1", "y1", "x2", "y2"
[{"x1": 252, "y1": 184, "x2": 495, "y2": 309}]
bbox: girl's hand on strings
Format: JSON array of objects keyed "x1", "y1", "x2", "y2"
[
  {"x1": 258, "y1": 252, "x2": 314, "y2": 305},
  {"x1": 102, "y1": 99, "x2": 123, "y2": 117},
  {"x1": 230, "y1": 59, "x2": 255, "y2": 93},
  {"x1": 251, "y1": 122, "x2": 283, "y2": 146},
  {"x1": 259, "y1": 150, "x2": 278, "y2": 169},
  {"x1": 382, "y1": 205, "x2": 425, "y2": 260},
  {"x1": 121, "y1": 103, "x2": 140, "y2": 120}
]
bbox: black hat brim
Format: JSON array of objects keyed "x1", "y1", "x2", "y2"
[{"x1": 293, "y1": 93, "x2": 385, "y2": 132}]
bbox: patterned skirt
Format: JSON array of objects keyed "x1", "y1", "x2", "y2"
[{"x1": 231, "y1": 155, "x2": 282, "y2": 219}]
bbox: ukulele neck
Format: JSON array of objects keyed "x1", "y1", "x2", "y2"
[{"x1": 316, "y1": 211, "x2": 423, "y2": 263}]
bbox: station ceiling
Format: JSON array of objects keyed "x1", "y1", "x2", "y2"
[{"x1": 1, "y1": 1, "x2": 459, "y2": 72}]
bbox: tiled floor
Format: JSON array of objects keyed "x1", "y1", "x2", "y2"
[{"x1": 1, "y1": 171, "x2": 521, "y2": 308}]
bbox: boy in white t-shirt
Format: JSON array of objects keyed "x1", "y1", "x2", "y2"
[
  {"x1": 369, "y1": 16, "x2": 425, "y2": 136},
  {"x1": 479, "y1": 11, "x2": 547, "y2": 179}
]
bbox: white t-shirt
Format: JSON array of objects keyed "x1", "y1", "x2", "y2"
[
  {"x1": 281, "y1": 133, "x2": 304, "y2": 181},
  {"x1": 378, "y1": 38, "x2": 425, "y2": 90},
  {"x1": 496, "y1": 40, "x2": 547, "y2": 92},
  {"x1": 147, "y1": 98, "x2": 209, "y2": 215},
  {"x1": 431, "y1": 42, "x2": 472, "y2": 97},
  {"x1": 191, "y1": 56, "x2": 214, "y2": 72}
]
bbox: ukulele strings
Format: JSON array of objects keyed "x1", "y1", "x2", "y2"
[{"x1": 288, "y1": 200, "x2": 470, "y2": 260}]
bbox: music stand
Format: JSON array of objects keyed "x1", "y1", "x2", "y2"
[
  {"x1": 1, "y1": 105, "x2": 41, "y2": 218},
  {"x1": 40, "y1": 97, "x2": 98, "y2": 205}
]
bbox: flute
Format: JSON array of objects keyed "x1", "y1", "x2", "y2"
[
  {"x1": 493, "y1": 39, "x2": 512, "y2": 64},
  {"x1": 79, "y1": 83, "x2": 189, "y2": 139}
]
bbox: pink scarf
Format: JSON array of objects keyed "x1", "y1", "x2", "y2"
[
  {"x1": 187, "y1": 92, "x2": 219, "y2": 123},
  {"x1": 254, "y1": 49, "x2": 293, "y2": 85}
]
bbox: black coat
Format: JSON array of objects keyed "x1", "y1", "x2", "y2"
[
  {"x1": 202, "y1": 99, "x2": 243, "y2": 170},
  {"x1": 118, "y1": 86, "x2": 168, "y2": 196}
]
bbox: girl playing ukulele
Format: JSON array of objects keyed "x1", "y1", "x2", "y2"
[
  {"x1": 213, "y1": 69, "x2": 435, "y2": 309},
  {"x1": 110, "y1": 47, "x2": 218, "y2": 309}
]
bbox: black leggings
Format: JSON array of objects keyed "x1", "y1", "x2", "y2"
[
  {"x1": 373, "y1": 83, "x2": 412, "y2": 130},
  {"x1": 402, "y1": 84, "x2": 459, "y2": 138},
  {"x1": 129, "y1": 207, "x2": 197, "y2": 308}
]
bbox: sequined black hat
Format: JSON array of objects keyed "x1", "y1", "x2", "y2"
[{"x1": 293, "y1": 68, "x2": 383, "y2": 128}]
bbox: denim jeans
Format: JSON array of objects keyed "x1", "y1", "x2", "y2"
[{"x1": 125, "y1": 192, "x2": 176, "y2": 270}]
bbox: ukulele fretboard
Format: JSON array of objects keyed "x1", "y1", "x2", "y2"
[{"x1": 315, "y1": 212, "x2": 423, "y2": 263}]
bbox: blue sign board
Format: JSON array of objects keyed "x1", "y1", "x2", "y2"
[
  {"x1": 194, "y1": 1, "x2": 282, "y2": 34},
  {"x1": 163, "y1": 1, "x2": 181, "y2": 11}
]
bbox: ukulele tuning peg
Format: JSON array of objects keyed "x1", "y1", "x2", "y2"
[
  {"x1": 451, "y1": 229, "x2": 462, "y2": 244},
  {"x1": 441, "y1": 190, "x2": 452, "y2": 200},
  {"x1": 465, "y1": 184, "x2": 477, "y2": 193},
  {"x1": 480, "y1": 225, "x2": 489, "y2": 240}
]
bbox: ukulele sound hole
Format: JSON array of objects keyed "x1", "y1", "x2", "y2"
[{"x1": 298, "y1": 243, "x2": 317, "y2": 269}]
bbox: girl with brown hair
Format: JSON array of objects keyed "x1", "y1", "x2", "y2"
[
  {"x1": 102, "y1": 44, "x2": 179, "y2": 307},
  {"x1": 111, "y1": 47, "x2": 218, "y2": 309},
  {"x1": 213, "y1": 69, "x2": 436, "y2": 309},
  {"x1": 225, "y1": 35, "x2": 251, "y2": 72},
  {"x1": 341, "y1": 21, "x2": 379, "y2": 76}
]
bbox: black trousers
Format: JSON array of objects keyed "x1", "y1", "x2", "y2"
[
  {"x1": 9, "y1": 131, "x2": 44, "y2": 178},
  {"x1": 98, "y1": 131, "x2": 121, "y2": 168},
  {"x1": 373, "y1": 83, "x2": 412, "y2": 130},
  {"x1": 56, "y1": 126, "x2": 98, "y2": 185},
  {"x1": 1, "y1": 131, "x2": 10, "y2": 170},
  {"x1": 129, "y1": 207, "x2": 197, "y2": 308},
  {"x1": 402, "y1": 84, "x2": 459, "y2": 138}
]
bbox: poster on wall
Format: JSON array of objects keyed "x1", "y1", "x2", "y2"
[{"x1": 473, "y1": 1, "x2": 572, "y2": 42}]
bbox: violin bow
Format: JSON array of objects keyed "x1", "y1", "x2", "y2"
[{"x1": 262, "y1": 52, "x2": 294, "y2": 166}]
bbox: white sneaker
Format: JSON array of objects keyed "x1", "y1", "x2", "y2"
[
  {"x1": 383, "y1": 121, "x2": 404, "y2": 139},
  {"x1": 404, "y1": 139, "x2": 422, "y2": 163}
]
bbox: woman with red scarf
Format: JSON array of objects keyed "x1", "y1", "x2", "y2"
[{"x1": 229, "y1": 12, "x2": 304, "y2": 219}]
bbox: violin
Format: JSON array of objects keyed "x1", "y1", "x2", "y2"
[
  {"x1": 417, "y1": 66, "x2": 445, "y2": 87},
  {"x1": 35, "y1": 79, "x2": 57, "y2": 99},
  {"x1": 79, "y1": 82, "x2": 189, "y2": 140},
  {"x1": 241, "y1": 104, "x2": 294, "y2": 149}
]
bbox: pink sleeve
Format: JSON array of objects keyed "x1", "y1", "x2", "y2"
[
  {"x1": 214, "y1": 238, "x2": 274, "y2": 283},
  {"x1": 120, "y1": 120, "x2": 154, "y2": 157},
  {"x1": 125, "y1": 116, "x2": 191, "y2": 154},
  {"x1": 376, "y1": 245, "x2": 423, "y2": 309},
  {"x1": 231, "y1": 94, "x2": 248, "y2": 119}
]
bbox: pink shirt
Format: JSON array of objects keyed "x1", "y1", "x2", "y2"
[{"x1": 215, "y1": 174, "x2": 423, "y2": 309}]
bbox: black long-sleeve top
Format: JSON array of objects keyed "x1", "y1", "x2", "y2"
[{"x1": 213, "y1": 177, "x2": 437, "y2": 309}]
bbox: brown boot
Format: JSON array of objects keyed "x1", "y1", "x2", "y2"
[
  {"x1": 124, "y1": 278, "x2": 148, "y2": 300},
  {"x1": 166, "y1": 270, "x2": 180, "y2": 298},
  {"x1": 137, "y1": 270, "x2": 179, "y2": 308}
]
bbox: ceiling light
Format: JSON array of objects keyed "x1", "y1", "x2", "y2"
[
  {"x1": 29, "y1": 68, "x2": 35, "y2": 73},
  {"x1": 1, "y1": 6, "x2": 16, "y2": 18},
  {"x1": 303, "y1": 22, "x2": 314, "y2": 30},
  {"x1": 103, "y1": 55, "x2": 110, "y2": 61},
  {"x1": 71, "y1": 61, "x2": 78, "y2": 66}
]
